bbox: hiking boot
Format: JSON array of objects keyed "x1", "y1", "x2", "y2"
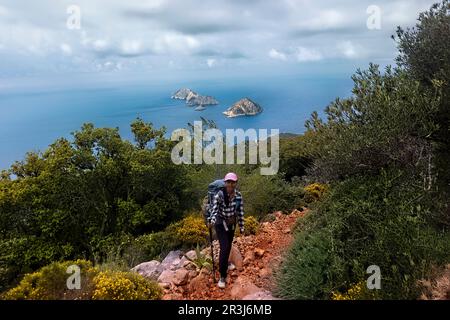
[{"x1": 218, "y1": 277, "x2": 226, "y2": 289}]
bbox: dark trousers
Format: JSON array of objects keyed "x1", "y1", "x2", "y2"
[{"x1": 215, "y1": 221, "x2": 235, "y2": 279}]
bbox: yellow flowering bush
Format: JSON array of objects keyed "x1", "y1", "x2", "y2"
[
  {"x1": 92, "y1": 270, "x2": 162, "y2": 300},
  {"x1": 2, "y1": 259, "x2": 98, "y2": 300},
  {"x1": 2, "y1": 260, "x2": 162, "y2": 300},
  {"x1": 238, "y1": 215, "x2": 259, "y2": 236},
  {"x1": 171, "y1": 215, "x2": 209, "y2": 246},
  {"x1": 331, "y1": 281, "x2": 377, "y2": 300},
  {"x1": 304, "y1": 183, "x2": 328, "y2": 202}
]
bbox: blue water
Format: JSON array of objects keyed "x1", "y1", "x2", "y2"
[{"x1": 0, "y1": 74, "x2": 353, "y2": 170}]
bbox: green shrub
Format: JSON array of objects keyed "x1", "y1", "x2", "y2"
[
  {"x1": 121, "y1": 231, "x2": 178, "y2": 266},
  {"x1": 276, "y1": 229, "x2": 333, "y2": 299},
  {"x1": 239, "y1": 172, "x2": 305, "y2": 218},
  {"x1": 277, "y1": 170, "x2": 450, "y2": 300}
]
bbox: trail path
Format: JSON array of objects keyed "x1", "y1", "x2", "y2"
[{"x1": 163, "y1": 209, "x2": 305, "y2": 300}]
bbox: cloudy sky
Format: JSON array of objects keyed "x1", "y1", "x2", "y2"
[{"x1": 0, "y1": 0, "x2": 437, "y2": 78}]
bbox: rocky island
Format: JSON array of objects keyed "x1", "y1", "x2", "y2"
[
  {"x1": 171, "y1": 88, "x2": 218, "y2": 107},
  {"x1": 223, "y1": 98, "x2": 263, "y2": 118}
]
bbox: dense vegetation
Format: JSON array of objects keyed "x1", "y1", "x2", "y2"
[
  {"x1": 276, "y1": 1, "x2": 450, "y2": 300},
  {"x1": 0, "y1": 1, "x2": 448, "y2": 300}
]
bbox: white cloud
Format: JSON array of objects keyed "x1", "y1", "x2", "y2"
[
  {"x1": 295, "y1": 47, "x2": 323, "y2": 62},
  {"x1": 60, "y1": 43, "x2": 72, "y2": 55},
  {"x1": 338, "y1": 41, "x2": 358, "y2": 58},
  {"x1": 92, "y1": 39, "x2": 110, "y2": 52},
  {"x1": 120, "y1": 40, "x2": 143, "y2": 56},
  {"x1": 0, "y1": 0, "x2": 438, "y2": 75},
  {"x1": 268, "y1": 48, "x2": 287, "y2": 61},
  {"x1": 294, "y1": 9, "x2": 347, "y2": 31},
  {"x1": 0, "y1": 5, "x2": 9, "y2": 16},
  {"x1": 206, "y1": 58, "x2": 216, "y2": 67}
]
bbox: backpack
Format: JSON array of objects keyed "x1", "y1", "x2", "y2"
[{"x1": 204, "y1": 179, "x2": 241, "y2": 224}]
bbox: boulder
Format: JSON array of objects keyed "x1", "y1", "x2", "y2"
[
  {"x1": 173, "y1": 269, "x2": 189, "y2": 286},
  {"x1": 157, "y1": 268, "x2": 189, "y2": 286},
  {"x1": 228, "y1": 245, "x2": 243, "y2": 271},
  {"x1": 223, "y1": 98, "x2": 263, "y2": 118},
  {"x1": 131, "y1": 260, "x2": 161, "y2": 280},
  {"x1": 188, "y1": 273, "x2": 209, "y2": 292},
  {"x1": 157, "y1": 269, "x2": 176, "y2": 284},
  {"x1": 159, "y1": 282, "x2": 171, "y2": 289},
  {"x1": 230, "y1": 278, "x2": 262, "y2": 300},
  {"x1": 242, "y1": 290, "x2": 278, "y2": 300},
  {"x1": 160, "y1": 250, "x2": 183, "y2": 270},
  {"x1": 185, "y1": 250, "x2": 198, "y2": 261}
]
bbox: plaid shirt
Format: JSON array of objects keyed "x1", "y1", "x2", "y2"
[{"x1": 210, "y1": 190, "x2": 244, "y2": 230}]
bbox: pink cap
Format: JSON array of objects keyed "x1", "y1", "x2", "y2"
[{"x1": 224, "y1": 172, "x2": 238, "y2": 182}]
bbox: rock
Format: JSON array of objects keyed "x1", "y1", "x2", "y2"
[
  {"x1": 223, "y1": 98, "x2": 263, "y2": 118},
  {"x1": 254, "y1": 248, "x2": 265, "y2": 258},
  {"x1": 242, "y1": 290, "x2": 278, "y2": 300},
  {"x1": 159, "y1": 282, "x2": 171, "y2": 289},
  {"x1": 157, "y1": 269, "x2": 176, "y2": 284},
  {"x1": 171, "y1": 88, "x2": 196, "y2": 100},
  {"x1": 172, "y1": 88, "x2": 218, "y2": 106},
  {"x1": 188, "y1": 270, "x2": 198, "y2": 279},
  {"x1": 160, "y1": 250, "x2": 183, "y2": 270},
  {"x1": 228, "y1": 263, "x2": 236, "y2": 271},
  {"x1": 194, "y1": 105, "x2": 206, "y2": 111},
  {"x1": 188, "y1": 273, "x2": 209, "y2": 292},
  {"x1": 131, "y1": 260, "x2": 161, "y2": 280},
  {"x1": 188, "y1": 95, "x2": 218, "y2": 106},
  {"x1": 243, "y1": 251, "x2": 254, "y2": 266},
  {"x1": 230, "y1": 278, "x2": 262, "y2": 300},
  {"x1": 259, "y1": 268, "x2": 271, "y2": 278},
  {"x1": 170, "y1": 257, "x2": 182, "y2": 270},
  {"x1": 274, "y1": 211, "x2": 283, "y2": 219},
  {"x1": 173, "y1": 269, "x2": 189, "y2": 286},
  {"x1": 158, "y1": 268, "x2": 189, "y2": 286},
  {"x1": 283, "y1": 228, "x2": 291, "y2": 234},
  {"x1": 185, "y1": 250, "x2": 198, "y2": 261},
  {"x1": 228, "y1": 245, "x2": 243, "y2": 271}
]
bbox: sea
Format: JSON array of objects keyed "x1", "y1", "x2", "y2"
[{"x1": 0, "y1": 72, "x2": 354, "y2": 170}]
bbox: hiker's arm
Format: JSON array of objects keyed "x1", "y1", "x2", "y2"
[
  {"x1": 238, "y1": 197, "x2": 244, "y2": 232},
  {"x1": 209, "y1": 193, "x2": 222, "y2": 225}
]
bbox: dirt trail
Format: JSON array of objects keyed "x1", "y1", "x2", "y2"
[{"x1": 170, "y1": 209, "x2": 306, "y2": 300}]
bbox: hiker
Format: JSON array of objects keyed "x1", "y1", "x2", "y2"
[{"x1": 207, "y1": 172, "x2": 244, "y2": 289}]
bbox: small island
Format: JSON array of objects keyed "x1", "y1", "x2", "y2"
[
  {"x1": 171, "y1": 88, "x2": 218, "y2": 107},
  {"x1": 223, "y1": 98, "x2": 263, "y2": 118}
]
